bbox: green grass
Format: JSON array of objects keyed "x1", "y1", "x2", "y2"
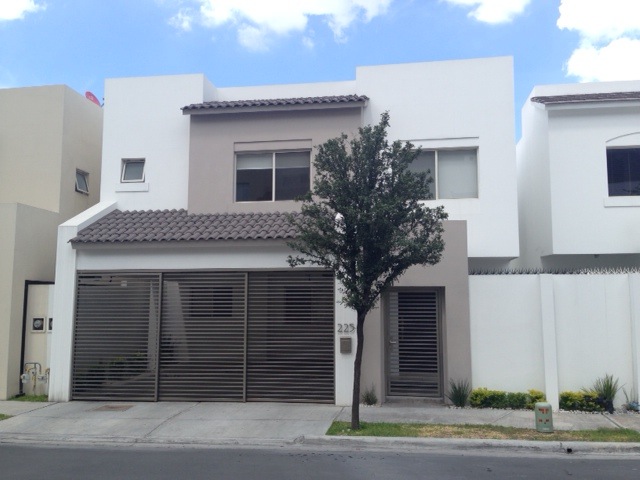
[
  {"x1": 9, "y1": 394, "x2": 49, "y2": 402},
  {"x1": 0, "y1": 414, "x2": 10, "y2": 421},
  {"x1": 326, "y1": 421, "x2": 640, "y2": 443}
]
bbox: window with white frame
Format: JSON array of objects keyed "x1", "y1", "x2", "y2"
[
  {"x1": 409, "y1": 149, "x2": 478, "y2": 199},
  {"x1": 236, "y1": 151, "x2": 310, "y2": 202},
  {"x1": 121, "y1": 158, "x2": 145, "y2": 183},
  {"x1": 607, "y1": 147, "x2": 640, "y2": 196},
  {"x1": 75, "y1": 169, "x2": 89, "y2": 194}
]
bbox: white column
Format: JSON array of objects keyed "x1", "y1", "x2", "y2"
[
  {"x1": 48, "y1": 202, "x2": 117, "y2": 401},
  {"x1": 628, "y1": 274, "x2": 640, "y2": 401},
  {"x1": 334, "y1": 279, "x2": 357, "y2": 405},
  {"x1": 539, "y1": 274, "x2": 559, "y2": 410}
]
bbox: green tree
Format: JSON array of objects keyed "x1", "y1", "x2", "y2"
[{"x1": 287, "y1": 112, "x2": 448, "y2": 429}]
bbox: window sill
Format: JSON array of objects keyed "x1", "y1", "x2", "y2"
[
  {"x1": 604, "y1": 196, "x2": 640, "y2": 207},
  {"x1": 117, "y1": 182, "x2": 149, "y2": 193}
]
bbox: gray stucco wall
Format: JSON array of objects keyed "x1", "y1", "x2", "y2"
[{"x1": 187, "y1": 108, "x2": 363, "y2": 214}]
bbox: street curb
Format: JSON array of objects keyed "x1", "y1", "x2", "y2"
[
  {"x1": 3, "y1": 432, "x2": 639, "y2": 455},
  {"x1": 301, "y1": 435, "x2": 640, "y2": 455}
]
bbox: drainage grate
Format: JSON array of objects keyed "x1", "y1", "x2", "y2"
[{"x1": 92, "y1": 404, "x2": 134, "y2": 412}]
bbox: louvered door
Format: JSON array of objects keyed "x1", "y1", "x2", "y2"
[{"x1": 387, "y1": 289, "x2": 442, "y2": 397}]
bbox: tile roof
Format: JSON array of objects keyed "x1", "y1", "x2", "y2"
[
  {"x1": 71, "y1": 209, "x2": 299, "y2": 245},
  {"x1": 182, "y1": 94, "x2": 369, "y2": 113},
  {"x1": 531, "y1": 91, "x2": 640, "y2": 105}
]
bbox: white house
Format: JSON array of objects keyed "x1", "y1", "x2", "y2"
[
  {"x1": 516, "y1": 81, "x2": 640, "y2": 270},
  {"x1": 49, "y1": 56, "x2": 519, "y2": 405}
]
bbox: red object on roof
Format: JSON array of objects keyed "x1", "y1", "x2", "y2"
[{"x1": 85, "y1": 91, "x2": 101, "y2": 106}]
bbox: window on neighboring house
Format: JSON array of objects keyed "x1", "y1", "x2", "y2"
[
  {"x1": 607, "y1": 147, "x2": 640, "y2": 196},
  {"x1": 236, "y1": 151, "x2": 310, "y2": 202},
  {"x1": 75, "y1": 169, "x2": 89, "y2": 194},
  {"x1": 121, "y1": 158, "x2": 145, "y2": 183},
  {"x1": 409, "y1": 149, "x2": 478, "y2": 199}
]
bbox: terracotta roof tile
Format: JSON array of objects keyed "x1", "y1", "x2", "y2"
[
  {"x1": 182, "y1": 95, "x2": 369, "y2": 112},
  {"x1": 531, "y1": 91, "x2": 640, "y2": 105},
  {"x1": 71, "y1": 209, "x2": 299, "y2": 245}
]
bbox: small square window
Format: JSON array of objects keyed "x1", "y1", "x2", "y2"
[
  {"x1": 121, "y1": 159, "x2": 145, "y2": 183},
  {"x1": 75, "y1": 170, "x2": 89, "y2": 194},
  {"x1": 409, "y1": 148, "x2": 478, "y2": 199}
]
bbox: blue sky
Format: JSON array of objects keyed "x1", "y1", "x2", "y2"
[{"x1": 2, "y1": 1, "x2": 640, "y2": 138}]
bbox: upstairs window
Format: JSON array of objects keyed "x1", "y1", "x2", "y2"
[
  {"x1": 121, "y1": 158, "x2": 145, "y2": 183},
  {"x1": 409, "y1": 149, "x2": 478, "y2": 199},
  {"x1": 607, "y1": 148, "x2": 640, "y2": 196},
  {"x1": 75, "y1": 169, "x2": 89, "y2": 194},
  {"x1": 236, "y1": 151, "x2": 310, "y2": 202}
]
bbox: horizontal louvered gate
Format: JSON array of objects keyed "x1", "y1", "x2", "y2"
[
  {"x1": 247, "y1": 271, "x2": 335, "y2": 402},
  {"x1": 387, "y1": 289, "x2": 442, "y2": 397},
  {"x1": 72, "y1": 271, "x2": 334, "y2": 403},
  {"x1": 72, "y1": 274, "x2": 161, "y2": 400}
]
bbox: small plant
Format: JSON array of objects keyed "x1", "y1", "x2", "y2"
[
  {"x1": 469, "y1": 388, "x2": 546, "y2": 410},
  {"x1": 622, "y1": 388, "x2": 640, "y2": 412},
  {"x1": 361, "y1": 384, "x2": 378, "y2": 406},
  {"x1": 446, "y1": 379, "x2": 471, "y2": 407},
  {"x1": 583, "y1": 374, "x2": 621, "y2": 414}
]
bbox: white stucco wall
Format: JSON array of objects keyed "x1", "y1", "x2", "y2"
[
  {"x1": 470, "y1": 274, "x2": 640, "y2": 410},
  {"x1": 357, "y1": 57, "x2": 519, "y2": 260},
  {"x1": 100, "y1": 74, "x2": 214, "y2": 211}
]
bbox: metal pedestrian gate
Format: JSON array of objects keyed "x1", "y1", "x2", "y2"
[
  {"x1": 71, "y1": 270, "x2": 335, "y2": 403},
  {"x1": 387, "y1": 289, "x2": 442, "y2": 397}
]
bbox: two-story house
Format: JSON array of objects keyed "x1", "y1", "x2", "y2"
[
  {"x1": 516, "y1": 80, "x2": 640, "y2": 269},
  {"x1": 0, "y1": 85, "x2": 102, "y2": 400},
  {"x1": 49, "y1": 57, "x2": 519, "y2": 405}
]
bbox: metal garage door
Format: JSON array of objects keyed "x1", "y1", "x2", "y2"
[
  {"x1": 387, "y1": 289, "x2": 442, "y2": 397},
  {"x1": 72, "y1": 273, "x2": 161, "y2": 400},
  {"x1": 72, "y1": 270, "x2": 334, "y2": 402},
  {"x1": 246, "y1": 271, "x2": 335, "y2": 402}
]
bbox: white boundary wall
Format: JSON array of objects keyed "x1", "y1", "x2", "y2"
[{"x1": 470, "y1": 274, "x2": 640, "y2": 410}]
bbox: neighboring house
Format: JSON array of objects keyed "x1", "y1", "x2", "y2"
[
  {"x1": 516, "y1": 80, "x2": 640, "y2": 270},
  {"x1": 49, "y1": 57, "x2": 519, "y2": 405},
  {"x1": 466, "y1": 81, "x2": 640, "y2": 410},
  {"x1": 0, "y1": 85, "x2": 102, "y2": 400}
]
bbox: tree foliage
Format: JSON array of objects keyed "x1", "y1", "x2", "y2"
[{"x1": 287, "y1": 112, "x2": 448, "y2": 428}]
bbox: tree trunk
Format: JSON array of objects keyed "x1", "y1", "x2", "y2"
[{"x1": 351, "y1": 311, "x2": 366, "y2": 429}]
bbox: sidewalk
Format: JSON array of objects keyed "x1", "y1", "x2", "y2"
[{"x1": 1, "y1": 400, "x2": 639, "y2": 453}]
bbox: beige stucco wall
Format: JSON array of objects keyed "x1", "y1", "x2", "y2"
[
  {"x1": 360, "y1": 220, "x2": 471, "y2": 403},
  {"x1": 0, "y1": 205, "x2": 59, "y2": 399},
  {"x1": 0, "y1": 85, "x2": 102, "y2": 399},
  {"x1": 187, "y1": 108, "x2": 363, "y2": 214}
]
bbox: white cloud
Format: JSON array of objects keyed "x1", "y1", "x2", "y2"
[
  {"x1": 443, "y1": 0, "x2": 530, "y2": 24},
  {"x1": 169, "y1": 9, "x2": 195, "y2": 31},
  {"x1": 171, "y1": 0, "x2": 392, "y2": 50},
  {"x1": 565, "y1": 37, "x2": 640, "y2": 82},
  {"x1": 557, "y1": 0, "x2": 640, "y2": 81},
  {"x1": 0, "y1": 0, "x2": 43, "y2": 21}
]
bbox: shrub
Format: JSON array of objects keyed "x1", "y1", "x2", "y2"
[
  {"x1": 361, "y1": 384, "x2": 378, "y2": 406},
  {"x1": 469, "y1": 388, "x2": 508, "y2": 408},
  {"x1": 469, "y1": 388, "x2": 546, "y2": 409},
  {"x1": 526, "y1": 389, "x2": 546, "y2": 409},
  {"x1": 446, "y1": 379, "x2": 471, "y2": 407},
  {"x1": 559, "y1": 391, "x2": 603, "y2": 412}
]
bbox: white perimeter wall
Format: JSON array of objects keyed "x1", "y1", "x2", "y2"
[{"x1": 470, "y1": 274, "x2": 640, "y2": 410}]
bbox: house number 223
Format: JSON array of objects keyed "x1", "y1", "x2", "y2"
[{"x1": 337, "y1": 323, "x2": 355, "y2": 333}]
